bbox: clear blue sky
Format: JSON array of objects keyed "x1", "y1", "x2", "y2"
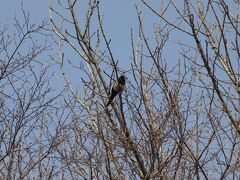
[
  {"x1": 0, "y1": 1, "x2": 48, "y2": 23},
  {"x1": 0, "y1": 0, "x2": 182, "y2": 68}
]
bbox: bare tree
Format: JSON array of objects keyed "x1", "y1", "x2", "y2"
[
  {"x1": 0, "y1": 6, "x2": 62, "y2": 179},
  {"x1": 48, "y1": 0, "x2": 240, "y2": 179}
]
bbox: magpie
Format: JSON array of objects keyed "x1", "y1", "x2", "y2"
[{"x1": 106, "y1": 75, "x2": 127, "y2": 107}]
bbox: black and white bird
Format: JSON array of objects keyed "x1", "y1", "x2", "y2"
[{"x1": 106, "y1": 75, "x2": 127, "y2": 107}]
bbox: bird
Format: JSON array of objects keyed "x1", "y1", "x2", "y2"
[{"x1": 106, "y1": 75, "x2": 127, "y2": 107}]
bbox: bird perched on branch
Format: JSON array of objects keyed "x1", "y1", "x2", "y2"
[{"x1": 106, "y1": 75, "x2": 127, "y2": 107}]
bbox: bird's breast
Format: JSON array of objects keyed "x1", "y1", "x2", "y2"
[{"x1": 114, "y1": 83, "x2": 125, "y2": 93}]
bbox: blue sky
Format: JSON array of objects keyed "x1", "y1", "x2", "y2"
[
  {"x1": 0, "y1": 1, "x2": 48, "y2": 23},
  {"x1": 0, "y1": 0, "x2": 184, "y2": 77}
]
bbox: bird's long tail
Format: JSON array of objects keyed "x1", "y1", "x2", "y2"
[
  {"x1": 106, "y1": 94, "x2": 115, "y2": 107},
  {"x1": 106, "y1": 89, "x2": 118, "y2": 107}
]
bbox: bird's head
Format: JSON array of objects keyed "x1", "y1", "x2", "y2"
[{"x1": 118, "y1": 75, "x2": 127, "y2": 85}]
